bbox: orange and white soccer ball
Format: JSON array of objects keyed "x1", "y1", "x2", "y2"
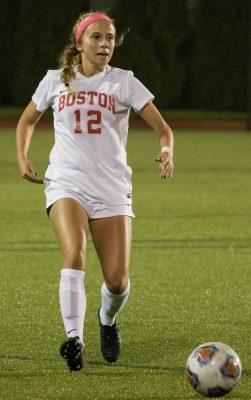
[{"x1": 186, "y1": 342, "x2": 242, "y2": 397}]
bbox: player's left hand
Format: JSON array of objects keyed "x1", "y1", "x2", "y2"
[{"x1": 155, "y1": 151, "x2": 174, "y2": 179}]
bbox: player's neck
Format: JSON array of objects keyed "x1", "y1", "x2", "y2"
[{"x1": 78, "y1": 63, "x2": 106, "y2": 78}]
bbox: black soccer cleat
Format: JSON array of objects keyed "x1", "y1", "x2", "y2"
[
  {"x1": 59, "y1": 336, "x2": 84, "y2": 371},
  {"x1": 98, "y1": 308, "x2": 122, "y2": 363}
]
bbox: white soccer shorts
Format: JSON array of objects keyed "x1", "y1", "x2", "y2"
[{"x1": 44, "y1": 180, "x2": 135, "y2": 219}]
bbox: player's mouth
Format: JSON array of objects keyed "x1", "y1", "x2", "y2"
[{"x1": 97, "y1": 52, "x2": 109, "y2": 59}]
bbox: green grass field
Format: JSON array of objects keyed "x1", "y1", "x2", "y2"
[{"x1": 0, "y1": 128, "x2": 250, "y2": 399}]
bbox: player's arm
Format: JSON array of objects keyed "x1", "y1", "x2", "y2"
[
  {"x1": 16, "y1": 100, "x2": 44, "y2": 184},
  {"x1": 138, "y1": 101, "x2": 174, "y2": 179}
]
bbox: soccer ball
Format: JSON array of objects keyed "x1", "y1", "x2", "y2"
[{"x1": 186, "y1": 342, "x2": 242, "y2": 397}]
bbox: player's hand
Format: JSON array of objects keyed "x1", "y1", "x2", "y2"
[
  {"x1": 18, "y1": 157, "x2": 44, "y2": 184},
  {"x1": 155, "y1": 151, "x2": 174, "y2": 179}
]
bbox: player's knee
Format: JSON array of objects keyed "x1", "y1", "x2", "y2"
[
  {"x1": 106, "y1": 275, "x2": 129, "y2": 295},
  {"x1": 63, "y1": 247, "x2": 86, "y2": 268}
]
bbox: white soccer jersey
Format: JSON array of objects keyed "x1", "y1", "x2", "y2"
[{"x1": 32, "y1": 66, "x2": 154, "y2": 205}]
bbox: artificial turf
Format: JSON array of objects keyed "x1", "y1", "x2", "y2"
[{"x1": 0, "y1": 128, "x2": 250, "y2": 399}]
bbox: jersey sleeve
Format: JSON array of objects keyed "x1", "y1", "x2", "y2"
[
  {"x1": 125, "y1": 71, "x2": 155, "y2": 113},
  {"x1": 32, "y1": 70, "x2": 54, "y2": 112}
]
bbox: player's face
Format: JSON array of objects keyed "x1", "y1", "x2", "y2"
[{"x1": 77, "y1": 21, "x2": 116, "y2": 70}]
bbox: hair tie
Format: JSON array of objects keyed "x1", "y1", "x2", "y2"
[{"x1": 64, "y1": 82, "x2": 75, "y2": 95}]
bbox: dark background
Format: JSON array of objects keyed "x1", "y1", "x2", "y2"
[{"x1": 0, "y1": 0, "x2": 248, "y2": 111}]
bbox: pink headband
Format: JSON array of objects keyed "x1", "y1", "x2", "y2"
[{"x1": 75, "y1": 13, "x2": 114, "y2": 42}]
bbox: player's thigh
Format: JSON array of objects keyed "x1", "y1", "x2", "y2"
[
  {"x1": 89, "y1": 216, "x2": 132, "y2": 292},
  {"x1": 49, "y1": 198, "x2": 89, "y2": 269}
]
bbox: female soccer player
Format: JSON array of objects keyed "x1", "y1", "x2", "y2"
[{"x1": 16, "y1": 12, "x2": 174, "y2": 371}]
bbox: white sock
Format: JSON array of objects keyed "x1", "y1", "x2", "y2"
[
  {"x1": 59, "y1": 268, "x2": 86, "y2": 343},
  {"x1": 100, "y1": 281, "x2": 130, "y2": 326}
]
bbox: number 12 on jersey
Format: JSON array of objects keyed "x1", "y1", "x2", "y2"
[{"x1": 74, "y1": 109, "x2": 102, "y2": 134}]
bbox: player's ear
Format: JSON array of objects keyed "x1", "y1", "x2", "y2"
[{"x1": 75, "y1": 40, "x2": 83, "y2": 52}]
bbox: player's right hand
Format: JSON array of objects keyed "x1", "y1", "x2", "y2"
[{"x1": 18, "y1": 158, "x2": 44, "y2": 184}]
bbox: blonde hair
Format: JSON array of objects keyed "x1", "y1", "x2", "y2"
[{"x1": 59, "y1": 11, "x2": 125, "y2": 93}]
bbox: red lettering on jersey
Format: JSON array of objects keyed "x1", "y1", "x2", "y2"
[
  {"x1": 58, "y1": 95, "x2": 66, "y2": 112},
  {"x1": 87, "y1": 110, "x2": 101, "y2": 134},
  {"x1": 76, "y1": 91, "x2": 86, "y2": 105},
  {"x1": 87, "y1": 91, "x2": 98, "y2": 105},
  {"x1": 108, "y1": 95, "x2": 115, "y2": 114},
  {"x1": 66, "y1": 94, "x2": 76, "y2": 107},
  {"x1": 98, "y1": 93, "x2": 108, "y2": 108},
  {"x1": 74, "y1": 109, "x2": 83, "y2": 134},
  {"x1": 58, "y1": 91, "x2": 115, "y2": 114}
]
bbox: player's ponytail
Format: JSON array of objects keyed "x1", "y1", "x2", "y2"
[{"x1": 59, "y1": 43, "x2": 81, "y2": 94}]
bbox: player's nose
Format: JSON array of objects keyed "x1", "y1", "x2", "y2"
[
  {"x1": 100, "y1": 37, "x2": 109, "y2": 47},
  {"x1": 99, "y1": 45, "x2": 109, "y2": 54}
]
